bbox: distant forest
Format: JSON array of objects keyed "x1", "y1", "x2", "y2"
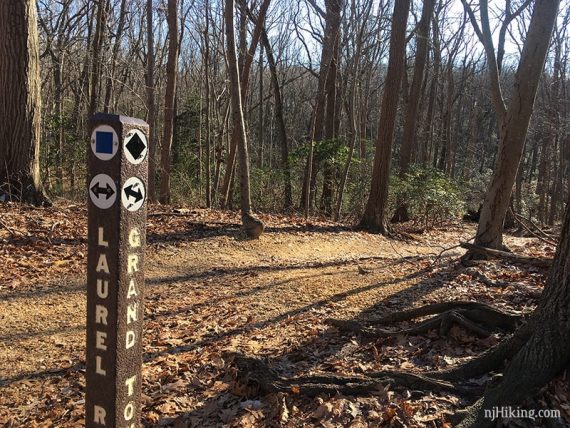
[{"x1": 1, "y1": 0, "x2": 569, "y2": 235}]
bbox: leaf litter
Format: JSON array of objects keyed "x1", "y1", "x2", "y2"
[{"x1": 0, "y1": 202, "x2": 568, "y2": 427}]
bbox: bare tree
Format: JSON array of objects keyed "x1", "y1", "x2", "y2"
[
  {"x1": 225, "y1": 0, "x2": 264, "y2": 238},
  {"x1": 359, "y1": 0, "x2": 411, "y2": 233},
  {"x1": 300, "y1": 0, "x2": 343, "y2": 217},
  {"x1": 146, "y1": 0, "x2": 158, "y2": 202},
  {"x1": 159, "y1": 0, "x2": 179, "y2": 204},
  {"x1": 392, "y1": 0, "x2": 435, "y2": 222},
  {"x1": 462, "y1": 0, "x2": 561, "y2": 251}
]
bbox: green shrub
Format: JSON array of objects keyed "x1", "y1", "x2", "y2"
[{"x1": 391, "y1": 166, "x2": 465, "y2": 228}]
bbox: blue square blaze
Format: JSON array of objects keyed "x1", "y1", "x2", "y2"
[{"x1": 96, "y1": 131, "x2": 114, "y2": 154}]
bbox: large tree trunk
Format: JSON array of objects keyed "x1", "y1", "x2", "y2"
[
  {"x1": 159, "y1": 0, "x2": 179, "y2": 204},
  {"x1": 225, "y1": 0, "x2": 264, "y2": 238},
  {"x1": 359, "y1": 0, "x2": 410, "y2": 233},
  {"x1": 473, "y1": 0, "x2": 560, "y2": 250},
  {"x1": 320, "y1": 30, "x2": 340, "y2": 216},
  {"x1": 0, "y1": 0, "x2": 49, "y2": 205},
  {"x1": 459, "y1": 196, "x2": 570, "y2": 427}
]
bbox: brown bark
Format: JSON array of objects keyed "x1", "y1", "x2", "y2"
[
  {"x1": 359, "y1": 0, "x2": 410, "y2": 233},
  {"x1": 203, "y1": 3, "x2": 212, "y2": 208},
  {"x1": 392, "y1": 0, "x2": 434, "y2": 222},
  {"x1": 0, "y1": 0, "x2": 49, "y2": 205},
  {"x1": 225, "y1": 0, "x2": 264, "y2": 238},
  {"x1": 88, "y1": 0, "x2": 109, "y2": 118},
  {"x1": 399, "y1": 0, "x2": 434, "y2": 174},
  {"x1": 458, "y1": 192, "x2": 570, "y2": 428},
  {"x1": 473, "y1": 0, "x2": 560, "y2": 250},
  {"x1": 220, "y1": 0, "x2": 271, "y2": 209},
  {"x1": 146, "y1": 0, "x2": 158, "y2": 202},
  {"x1": 159, "y1": 0, "x2": 179, "y2": 204},
  {"x1": 320, "y1": 29, "x2": 340, "y2": 216},
  {"x1": 420, "y1": 16, "x2": 441, "y2": 165}
]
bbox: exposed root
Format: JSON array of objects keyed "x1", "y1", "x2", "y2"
[
  {"x1": 228, "y1": 353, "x2": 480, "y2": 398},
  {"x1": 326, "y1": 301, "x2": 523, "y2": 339},
  {"x1": 465, "y1": 269, "x2": 510, "y2": 288},
  {"x1": 460, "y1": 242, "x2": 551, "y2": 267}
]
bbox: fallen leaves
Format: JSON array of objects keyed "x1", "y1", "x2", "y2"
[{"x1": 0, "y1": 202, "x2": 567, "y2": 427}]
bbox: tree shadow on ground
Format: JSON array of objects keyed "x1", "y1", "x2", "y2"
[
  {"x1": 160, "y1": 259, "x2": 464, "y2": 426},
  {"x1": 0, "y1": 256, "x2": 429, "y2": 387}
]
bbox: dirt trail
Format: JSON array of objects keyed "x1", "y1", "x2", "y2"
[{"x1": 3, "y1": 215, "x2": 549, "y2": 427}]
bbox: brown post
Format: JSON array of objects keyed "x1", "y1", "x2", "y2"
[{"x1": 86, "y1": 113, "x2": 149, "y2": 427}]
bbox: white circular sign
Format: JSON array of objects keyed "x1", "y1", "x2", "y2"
[
  {"x1": 121, "y1": 177, "x2": 146, "y2": 212},
  {"x1": 123, "y1": 129, "x2": 148, "y2": 165},
  {"x1": 91, "y1": 125, "x2": 119, "y2": 161},
  {"x1": 89, "y1": 174, "x2": 117, "y2": 209}
]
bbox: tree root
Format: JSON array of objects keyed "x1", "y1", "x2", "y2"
[
  {"x1": 326, "y1": 301, "x2": 523, "y2": 339},
  {"x1": 460, "y1": 242, "x2": 551, "y2": 267},
  {"x1": 227, "y1": 353, "x2": 481, "y2": 398}
]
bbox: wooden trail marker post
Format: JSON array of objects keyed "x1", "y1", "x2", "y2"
[{"x1": 86, "y1": 114, "x2": 149, "y2": 427}]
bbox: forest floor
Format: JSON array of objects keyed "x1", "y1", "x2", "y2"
[{"x1": 0, "y1": 201, "x2": 568, "y2": 427}]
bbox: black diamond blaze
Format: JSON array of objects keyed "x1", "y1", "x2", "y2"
[{"x1": 126, "y1": 133, "x2": 146, "y2": 160}]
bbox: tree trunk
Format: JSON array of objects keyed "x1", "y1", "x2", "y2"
[
  {"x1": 320, "y1": 31, "x2": 339, "y2": 216},
  {"x1": 393, "y1": 0, "x2": 434, "y2": 222},
  {"x1": 146, "y1": 0, "x2": 158, "y2": 202},
  {"x1": 219, "y1": 0, "x2": 271, "y2": 210},
  {"x1": 474, "y1": 0, "x2": 560, "y2": 250},
  {"x1": 300, "y1": 0, "x2": 343, "y2": 216},
  {"x1": 420, "y1": 19, "x2": 441, "y2": 165},
  {"x1": 257, "y1": 46, "x2": 264, "y2": 169},
  {"x1": 103, "y1": 0, "x2": 128, "y2": 112},
  {"x1": 459, "y1": 195, "x2": 570, "y2": 427},
  {"x1": 335, "y1": 0, "x2": 374, "y2": 221},
  {"x1": 359, "y1": 0, "x2": 410, "y2": 233},
  {"x1": 88, "y1": 0, "x2": 109, "y2": 118},
  {"x1": 0, "y1": 0, "x2": 49, "y2": 205},
  {"x1": 260, "y1": 28, "x2": 293, "y2": 209},
  {"x1": 225, "y1": 0, "x2": 264, "y2": 238},
  {"x1": 203, "y1": 3, "x2": 212, "y2": 208},
  {"x1": 159, "y1": 0, "x2": 179, "y2": 204}
]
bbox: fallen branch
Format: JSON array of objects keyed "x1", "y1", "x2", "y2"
[
  {"x1": 466, "y1": 269, "x2": 510, "y2": 288},
  {"x1": 432, "y1": 234, "x2": 476, "y2": 266},
  {"x1": 0, "y1": 220, "x2": 16, "y2": 237},
  {"x1": 460, "y1": 242, "x2": 551, "y2": 267},
  {"x1": 511, "y1": 210, "x2": 557, "y2": 246}
]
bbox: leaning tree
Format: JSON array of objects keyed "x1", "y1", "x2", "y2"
[
  {"x1": 0, "y1": 0, "x2": 49, "y2": 205},
  {"x1": 463, "y1": 0, "x2": 560, "y2": 252}
]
